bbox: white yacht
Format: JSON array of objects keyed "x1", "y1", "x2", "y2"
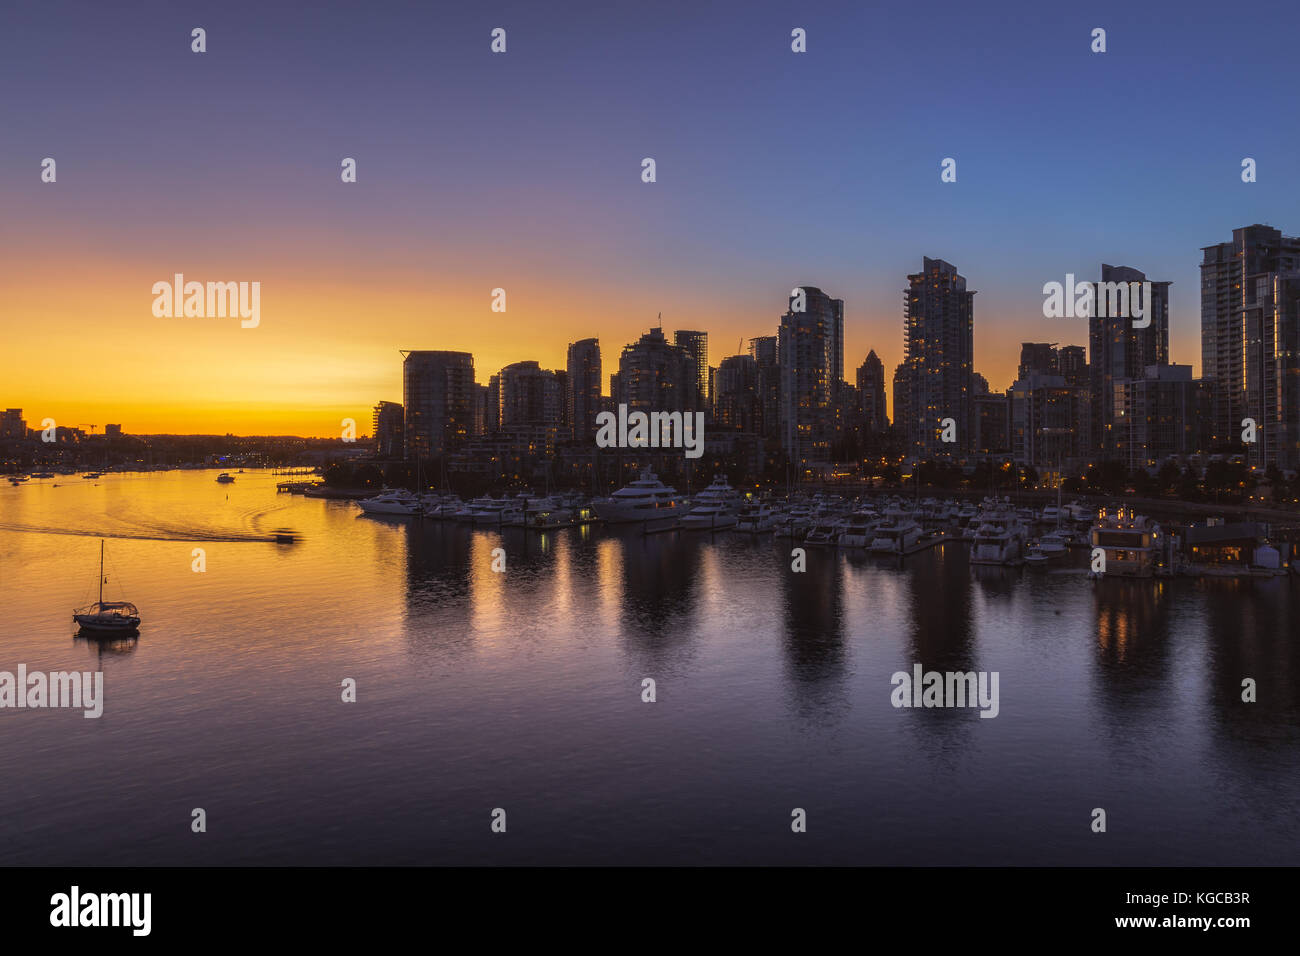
[
  {"x1": 358, "y1": 489, "x2": 422, "y2": 516},
  {"x1": 1063, "y1": 501, "x2": 1091, "y2": 524},
  {"x1": 836, "y1": 511, "x2": 881, "y2": 549},
  {"x1": 591, "y1": 469, "x2": 684, "y2": 524},
  {"x1": 468, "y1": 497, "x2": 523, "y2": 525},
  {"x1": 734, "y1": 501, "x2": 778, "y2": 534},
  {"x1": 969, "y1": 501, "x2": 1027, "y2": 565},
  {"x1": 776, "y1": 502, "x2": 816, "y2": 538},
  {"x1": 1038, "y1": 530, "x2": 1069, "y2": 558},
  {"x1": 803, "y1": 523, "x2": 840, "y2": 546},
  {"x1": 870, "y1": 510, "x2": 923, "y2": 554},
  {"x1": 418, "y1": 494, "x2": 462, "y2": 519},
  {"x1": 1040, "y1": 504, "x2": 1061, "y2": 524},
  {"x1": 680, "y1": 476, "x2": 740, "y2": 530}
]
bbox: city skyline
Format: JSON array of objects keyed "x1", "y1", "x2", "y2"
[{"x1": 6, "y1": 0, "x2": 1300, "y2": 435}]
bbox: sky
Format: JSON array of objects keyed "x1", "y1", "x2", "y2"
[{"x1": 4, "y1": 0, "x2": 1300, "y2": 436}]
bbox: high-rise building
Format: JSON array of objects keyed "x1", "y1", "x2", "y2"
[
  {"x1": 715, "y1": 354, "x2": 759, "y2": 432},
  {"x1": 673, "y1": 330, "x2": 709, "y2": 409},
  {"x1": 566, "y1": 338, "x2": 602, "y2": 443},
  {"x1": 1008, "y1": 371, "x2": 1091, "y2": 468},
  {"x1": 552, "y1": 368, "x2": 569, "y2": 436},
  {"x1": 892, "y1": 363, "x2": 911, "y2": 446},
  {"x1": 1018, "y1": 343, "x2": 1058, "y2": 380},
  {"x1": 749, "y1": 335, "x2": 780, "y2": 441},
  {"x1": 1088, "y1": 264, "x2": 1170, "y2": 458},
  {"x1": 472, "y1": 384, "x2": 488, "y2": 436},
  {"x1": 615, "y1": 327, "x2": 697, "y2": 412},
  {"x1": 778, "y1": 288, "x2": 839, "y2": 467},
  {"x1": 402, "y1": 350, "x2": 476, "y2": 461},
  {"x1": 903, "y1": 258, "x2": 975, "y2": 458},
  {"x1": 0, "y1": 409, "x2": 25, "y2": 439},
  {"x1": 1057, "y1": 345, "x2": 1088, "y2": 387},
  {"x1": 372, "y1": 401, "x2": 404, "y2": 458},
  {"x1": 499, "y1": 361, "x2": 561, "y2": 426},
  {"x1": 1201, "y1": 224, "x2": 1300, "y2": 468},
  {"x1": 499, "y1": 360, "x2": 563, "y2": 457},
  {"x1": 485, "y1": 374, "x2": 502, "y2": 433},
  {"x1": 791, "y1": 286, "x2": 844, "y2": 392},
  {"x1": 856, "y1": 351, "x2": 888, "y2": 432},
  {"x1": 1111, "y1": 365, "x2": 1209, "y2": 471},
  {"x1": 972, "y1": 393, "x2": 1010, "y2": 454}
]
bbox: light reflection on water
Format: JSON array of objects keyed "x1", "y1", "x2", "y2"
[{"x1": 1, "y1": 470, "x2": 1297, "y2": 865}]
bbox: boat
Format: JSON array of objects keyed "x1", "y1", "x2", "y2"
[
  {"x1": 733, "y1": 501, "x2": 778, "y2": 534},
  {"x1": 1063, "y1": 501, "x2": 1091, "y2": 524},
  {"x1": 680, "y1": 478, "x2": 741, "y2": 530},
  {"x1": 1038, "y1": 530, "x2": 1069, "y2": 558},
  {"x1": 216, "y1": 473, "x2": 235, "y2": 483},
  {"x1": 836, "y1": 511, "x2": 881, "y2": 549},
  {"x1": 591, "y1": 468, "x2": 684, "y2": 524},
  {"x1": 418, "y1": 494, "x2": 462, "y2": 519},
  {"x1": 1040, "y1": 505, "x2": 1061, "y2": 524},
  {"x1": 1024, "y1": 542, "x2": 1049, "y2": 568},
  {"x1": 776, "y1": 502, "x2": 816, "y2": 539},
  {"x1": 969, "y1": 500, "x2": 1027, "y2": 565},
  {"x1": 870, "y1": 510, "x2": 923, "y2": 554},
  {"x1": 1088, "y1": 507, "x2": 1163, "y2": 578},
  {"x1": 803, "y1": 523, "x2": 840, "y2": 546},
  {"x1": 82, "y1": 473, "x2": 101, "y2": 479},
  {"x1": 357, "y1": 489, "x2": 422, "y2": 516},
  {"x1": 73, "y1": 540, "x2": 141, "y2": 635},
  {"x1": 509, "y1": 496, "x2": 573, "y2": 529},
  {"x1": 467, "y1": 497, "x2": 523, "y2": 525},
  {"x1": 31, "y1": 472, "x2": 55, "y2": 479}
]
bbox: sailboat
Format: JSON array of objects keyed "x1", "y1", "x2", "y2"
[{"x1": 73, "y1": 539, "x2": 141, "y2": 635}]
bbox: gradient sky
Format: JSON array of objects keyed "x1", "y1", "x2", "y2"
[{"x1": 4, "y1": 0, "x2": 1300, "y2": 436}]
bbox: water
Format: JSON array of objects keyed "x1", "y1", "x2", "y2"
[{"x1": 1, "y1": 470, "x2": 1297, "y2": 865}]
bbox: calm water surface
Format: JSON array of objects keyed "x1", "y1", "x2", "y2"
[{"x1": 1, "y1": 470, "x2": 1297, "y2": 865}]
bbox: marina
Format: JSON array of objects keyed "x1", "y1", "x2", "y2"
[{"x1": 2, "y1": 466, "x2": 1298, "y2": 867}]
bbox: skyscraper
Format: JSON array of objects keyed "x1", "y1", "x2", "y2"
[
  {"x1": 856, "y1": 350, "x2": 888, "y2": 432},
  {"x1": 402, "y1": 350, "x2": 475, "y2": 461},
  {"x1": 1008, "y1": 371, "x2": 1091, "y2": 468},
  {"x1": 1111, "y1": 365, "x2": 1208, "y2": 471},
  {"x1": 903, "y1": 258, "x2": 975, "y2": 458},
  {"x1": 892, "y1": 362, "x2": 911, "y2": 445},
  {"x1": 791, "y1": 286, "x2": 844, "y2": 392},
  {"x1": 566, "y1": 338, "x2": 602, "y2": 444},
  {"x1": 778, "y1": 288, "x2": 838, "y2": 468},
  {"x1": 1201, "y1": 224, "x2": 1300, "y2": 467},
  {"x1": 615, "y1": 327, "x2": 696, "y2": 412},
  {"x1": 1057, "y1": 345, "x2": 1088, "y2": 387},
  {"x1": 749, "y1": 335, "x2": 780, "y2": 442},
  {"x1": 1018, "y1": 343, "x2": 1057, "y2": 380},
  {"x1": 499, "y1": 360, "x2": 563, "y2": 457},
  {"x1": 673, "y1": 330, "x2": 709, "y2": 409},
  {"x1": 372, "y1": 401, "x2": 404, "y2": 458},
  {"x1": 715, "y1": 354, "x2": 759, "y2": 432},
  {"x1": 1087, "y1": 264, "x2": 1170, "y2": 458}
]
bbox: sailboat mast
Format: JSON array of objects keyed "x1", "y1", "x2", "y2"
[{"x1": 98, "y1": 539, "x2": 104, "y2": 605}]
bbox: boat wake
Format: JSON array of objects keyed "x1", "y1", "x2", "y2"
[{"x1": 0, "y1": 521, "x2": 290, "y2": 543}]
